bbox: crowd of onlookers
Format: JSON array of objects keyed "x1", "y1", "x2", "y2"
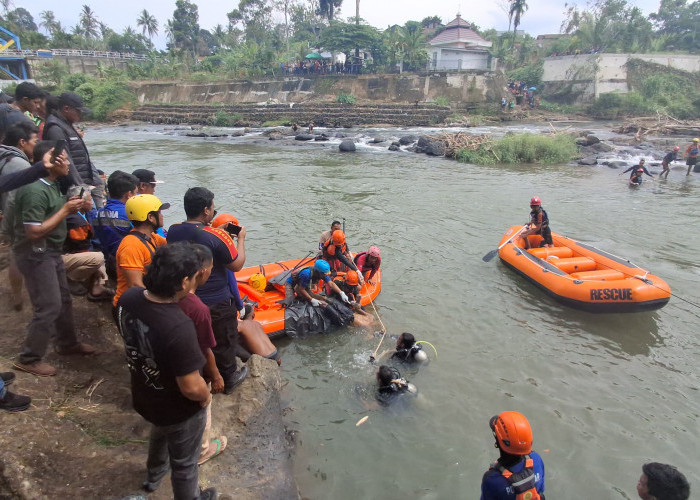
[
  {"x1": 281, "y1": 57, "x2": 364, "y2": 76},
  {"x1": 501, "y1": 80, "x2": 540, "y2": 110}
]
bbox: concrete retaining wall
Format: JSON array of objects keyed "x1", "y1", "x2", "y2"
[
  {"x1": 134, "y1": 72, "x2": 504, "y2": 105},
  {"x1": 543, "y1": 53, "x2": 700, "y2": 104},
  {"x1": 26, "y1": 56, "x2": 132, "y2": 81}
]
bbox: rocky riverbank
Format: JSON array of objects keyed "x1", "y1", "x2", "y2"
[{"x1": 0, "y1": 255, "x2": 298, "y2": 500}]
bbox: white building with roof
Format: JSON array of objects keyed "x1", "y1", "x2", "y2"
[{"x1": 427, "y1": 15, "x2": 492, "y2": 71}]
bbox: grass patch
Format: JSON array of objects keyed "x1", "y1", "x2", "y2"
[
  {"x1": 261, "y1": 119, "x2": 290, "y2": 127},
  {"x1": 335, "y1": 93, "x2": 356, "y2": 104},
  {"x1": 456, "y1": 132, "x2": 578, "y2": 166},
  {"x1": 538, "y1": 99, "x2": 584, "y2": 115},
  {"x1": 433, "y1": 96, "x2": 450, "y2": 107},
  {"x1": 209, "y1": 111, "x2": 243, "y2": 127}
]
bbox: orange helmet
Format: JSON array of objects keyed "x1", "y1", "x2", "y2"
[
  {"x1": 331, "y1": 230, "x2": 345, "y2": 246},
  {"x1": 346, "y1": 270, "x2": 359, "y2": 286},
  {"x1": 212, "y1": 213, "x2": 239, "y2": 228},
  {"x1": 489, "y1": 411, "x2": 533, "y2": 455}
]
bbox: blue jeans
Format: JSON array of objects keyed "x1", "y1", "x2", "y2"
[
  {"x1": 143, "y1": 408, "x2": 206, "y2": 500},
  {"x1": 0, "y1": 378, "x2": 5, "y2": 399}
]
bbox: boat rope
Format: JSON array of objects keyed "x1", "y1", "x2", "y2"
[{"x1": 368, "y1": 287, "x2": 388, "y2": 361}]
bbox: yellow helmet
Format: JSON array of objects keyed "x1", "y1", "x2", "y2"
[
  {"x1": 693, "y1": 138, "x2": 699, "y2": 143},
  {"x1": 249, "y1": 273, "x2": 267, "y2": 292},
  {"x1": 125, "y1": 194, "x2": 170, "y2": 222}
]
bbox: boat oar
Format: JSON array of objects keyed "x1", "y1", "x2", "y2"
[{"x1": 482, "y1": 226, "x2": 527, "y2": 262}]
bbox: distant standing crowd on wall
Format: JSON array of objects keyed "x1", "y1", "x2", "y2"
[
  {"x1": 501, "y1": 80, "x2": 540, "y2": 111},
  {"x1": 281, "y1": 58, "x2": 364, "y2": 76}
]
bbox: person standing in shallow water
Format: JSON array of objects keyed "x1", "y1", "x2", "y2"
[{"x1": 116, "y1": 242, "x2": 217, "y2": 500}]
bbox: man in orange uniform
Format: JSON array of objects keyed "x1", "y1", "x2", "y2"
[{"x1": 112, "y1": 194, "x2": 168, "y2": 318}]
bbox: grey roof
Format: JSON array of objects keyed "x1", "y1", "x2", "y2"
[{"x1": 428, "y1": 14, "x2": 492, "y2": 48}]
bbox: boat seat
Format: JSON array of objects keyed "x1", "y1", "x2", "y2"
[
  {"x1": 549, "y1": 257, "x2": 597, "y2": 274},
  {"x1": 529, "y1": 246, "x2": 573, "y2": 259},
  {"x1": 570, "y1": 269, "x2": 626, "y2": 281}
]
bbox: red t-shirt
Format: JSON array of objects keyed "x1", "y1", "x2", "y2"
[{"x1": 178, "y1": 293, "x2": 216, "y2": 353}]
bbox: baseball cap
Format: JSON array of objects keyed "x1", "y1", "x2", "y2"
[
  {"x1": 132, "y1": 169, "x2": 164, "y2": 184},
  {"x1": 58, "y1": 92, "x2": 91, "y2": 115}
]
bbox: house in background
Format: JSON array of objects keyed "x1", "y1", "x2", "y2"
[{"x1": 426, "y1": 14, "x2": 492, "y2": 71}]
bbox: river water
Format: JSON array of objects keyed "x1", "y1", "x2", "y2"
[{"x1": 88, "y1": 124, "x2": 699, "y2": 499}]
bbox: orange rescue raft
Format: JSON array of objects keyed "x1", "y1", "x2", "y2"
[
  {"x1": 497, "y1": 226, "x2": 670, "y2": 313},
  {"x1": 235, "y1": 255, "x2": 382, "y2": 337}
]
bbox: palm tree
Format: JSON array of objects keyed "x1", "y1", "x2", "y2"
[
  {"x1": 509, "y1": 0, "x2": 528, "y2": 46},
  {"x1": 137, "y1": 9, "x2": 159, "y2": 40},
  {"x1": 80, "y1": 5, "x2": 100, "y2": 39},
  {"x1": 40, "y1": 10, "x2": 60, "y2": 36}
]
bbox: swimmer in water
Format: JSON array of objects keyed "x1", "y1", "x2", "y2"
[
  {"x1": 375, "y1": 332, "x2": 429, "y2": 362},
  {"x1": 375, "y1": 365, "x2": 417, "y2": 405}
]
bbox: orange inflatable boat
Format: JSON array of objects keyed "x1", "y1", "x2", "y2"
[
  {"x1": 235, "y1": 255, "x2": 382, "y2": 337},
  {"x1": 497, "y1": 226, "x2": 671, "y2": 313}
]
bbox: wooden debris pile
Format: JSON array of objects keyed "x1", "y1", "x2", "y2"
[
  {"x1": 613, "y1": 113, "x2": 700, "y2": 139},
  {"x1": 429, "y1": 132, "x2": 494, "y2": 158}
]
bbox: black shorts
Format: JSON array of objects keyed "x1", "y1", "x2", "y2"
[{"x1": 687, "y1": 157, "x2": 698, "y2": 166}]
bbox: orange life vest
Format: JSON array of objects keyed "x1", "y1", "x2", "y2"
[
  {"x1": 323, "y1": 239, "x2": 346, "y2": 257},
  {"x1": 492, "y1": 455, "x2": 541, "y2": 500}
]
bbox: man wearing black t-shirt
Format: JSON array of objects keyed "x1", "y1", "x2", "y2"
[
  {"x1": 168, "y1": 187, "x2": 248, "y2": 394},
  {"x1": 116, "y1": 242, "x2": 216, "y2": 500}
]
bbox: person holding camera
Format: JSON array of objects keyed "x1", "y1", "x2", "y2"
[
  {"x1": 167, "y1": 187, "x2": 248, "y2": 394},
  {"x1": 11, "y1": 143, "x2": 96, "y2": 377}
]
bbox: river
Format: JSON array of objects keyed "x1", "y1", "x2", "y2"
[{"x1": 89, "y1": 123, "x2": 699, "y2": 499}]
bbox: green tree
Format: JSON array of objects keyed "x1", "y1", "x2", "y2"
[
  {"x1": 399, "y1": 21, "x2": 428, "y2": 71},
  {"x1": 509, "y1": 0, "x2": 528, "y2": 46},
  {"x1": 319, "y1": 20, "x2": 380, "y2": 60},
  {"x1": 228, "y1": 0, "x2": 274, "y2": 46},
  {"x1": 318, "y1": 0, "x2": 342, "y2": 21},
  {"x1": 137, "y1": 9, "x2": 159, "y2": 41},
  {"x1": 650, "y1": 0, "x2": 700, "y2": 52},
  {"x1": 170, "y1": 0, "x2": 201, "y2": 61},
  {"x1": 421, "y1": 16, "x2": 442, "y2": 28},
  {"x1": 6, "y1": 7, "x2": 37, "y2": 32},
  {"x1": 39, "y1": 10, "x2": 61, "y2": 36},
  {"x1": 79, "y1": 5, "x2": 100, "y2": 39}
]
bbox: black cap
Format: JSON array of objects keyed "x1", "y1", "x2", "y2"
[
  {"x1": 58, "y1": 92, "x2": 91, "y2": 115},
  {"x1": 132, "y1": 169, "x2": 164, "y2": 184}
]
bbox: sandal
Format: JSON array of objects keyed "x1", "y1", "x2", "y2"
[{"x1": 198, "y1": 436, "x2": 227, "y2": 465}]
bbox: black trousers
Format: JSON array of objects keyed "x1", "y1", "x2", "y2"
[{"x1": 208, "y1": 299, "x2": 239, "y2": 379}]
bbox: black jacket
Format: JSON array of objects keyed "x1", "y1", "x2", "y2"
[{"x1": 43, "y1": 113, "x2": 92, "y2": 189}]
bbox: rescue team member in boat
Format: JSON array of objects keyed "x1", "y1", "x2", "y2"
[
  {"x1": 481, "y1": 411, "x2": 545, "y2": 500},
  {"x1": 637, "y1": 462, "x2": 690, "y2": 500},
  {"x1": 333, "y1": 270, "x2": 363, "y2": 303},
  {"x1": 283, "y1": 259, "x2": 351, "y2": 307},
  {"x1": 322, "y1": 229, "x2": 363, "y2": 278},
  {"x1": 621, "y1": 159, "x2": 654, "y2": 180},
  {"x1": 685, "y1": 138, "x2": 699, "y2": 176},
  {"x1": 354, "y1": 245, "x2": 381, "y2": 284},
  {"x1": 660, "y1": 146, "x2": 680, "y2": 179},
  {"x1": 520, "y1": 197, "x2": 552, "y2": 249},
  {"x1": 629, "y1": 168, "x2": 645, "y2": 186},
  {"x1": 319, "y1": 220, "x2": 342, "y2": 251}
]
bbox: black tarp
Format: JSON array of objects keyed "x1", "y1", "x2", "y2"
[{"x1": 284, "y1": 297, "x2": 354, "y2": 338}]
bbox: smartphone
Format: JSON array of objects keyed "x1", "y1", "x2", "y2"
[
  {"x1": 51, "y1": 140, "x2": 66, "y2": 163},
  {"x1": 226, "y1": 223, "x2": 242, "y2": 236},
  {"x1": 79, "y1": 187, "x2": 85, "y2": 198}
]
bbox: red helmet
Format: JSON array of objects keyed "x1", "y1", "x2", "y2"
[
  {"x1": 674, "y1": 146, "x2": 680, "y2": 151},
  {"x1": 489, "y1": 411, "x2": 533, "y2": 455},
  {"x1": 368, "y1": 245, "x2": 381, "y2": 258},
  {"x1": 346, "y1": 270, "x2": 360, "y2": 286},
  {"x1": 212, "y1": 213, "x2": 239, "y2": 228},
  {"x1": 530, "y1": 196, "x2": 541, "y2": 207},
  {"x1": 331, "y1": 230, "x2": 346, "y2": 246}
]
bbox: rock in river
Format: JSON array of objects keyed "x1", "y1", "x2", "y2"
[{"x1": 339, "y1": 139, "x2": 356, "y2": 152}]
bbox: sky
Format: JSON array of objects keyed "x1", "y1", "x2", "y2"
[{"x1": 12, "y1": 0, "x2": 663, "y2": 50}]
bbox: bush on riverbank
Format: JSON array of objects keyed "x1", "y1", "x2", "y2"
[
  {"x1": 456, "y1": 132, "x2": 578, "y2": 165},
  {"x1": 62, "y1": 74, "x2": 137, "y2": 121}
]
